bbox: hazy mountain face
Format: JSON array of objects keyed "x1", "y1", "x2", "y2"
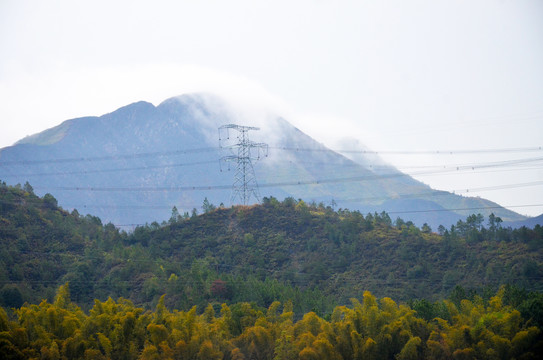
[{"x1": 0, "y1": 94, "x2": 525, "y2": 228}]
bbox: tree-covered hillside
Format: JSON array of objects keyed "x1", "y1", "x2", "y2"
[
  {"x1": 1, "y1": 181, "x2": 541, "y2": 316},
  {"x1": 0, "y1": 181, "x2": 123, "y2": 308}
]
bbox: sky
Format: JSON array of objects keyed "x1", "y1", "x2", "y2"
[{"x1": 1, "y1": 0, "x2": 542, "y2": 216}]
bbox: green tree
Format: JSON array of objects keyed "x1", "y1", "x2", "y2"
[
  {"x1": 202, "y1": 198, "x2": 216, "y2": 213},
  {"x1": 170, "y1": 206, "x2": 180, "y2": 224}
]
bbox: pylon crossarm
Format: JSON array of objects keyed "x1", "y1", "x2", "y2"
[{"x1": 219, "y1": 124, "x2": 260, "y2": 131}]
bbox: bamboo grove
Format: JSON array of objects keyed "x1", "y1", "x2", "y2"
[{"x1": 1, "y1": 284, "x2": 541, "y2": 359}]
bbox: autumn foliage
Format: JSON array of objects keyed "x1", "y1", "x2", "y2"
[{"x1": 1, "y1": 284, "x2": 541, "y2": 359}]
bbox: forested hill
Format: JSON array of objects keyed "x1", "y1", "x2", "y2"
[{"x1": 1, "y1": 181, "x2": 542, "y2": 316}]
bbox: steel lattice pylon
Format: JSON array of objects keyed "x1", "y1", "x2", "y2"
[{"x1": 219, "y1": 124, "x2": 268, "y2": 205}]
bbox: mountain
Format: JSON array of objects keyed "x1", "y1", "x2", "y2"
[
  {"x1": 506, "y1": 213, "x2": 543, "y2": 229},
  {"x1": 0, "y1": 93, "x2": 526, "y2": 228}
]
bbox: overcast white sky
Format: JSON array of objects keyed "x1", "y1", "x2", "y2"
[{"x1": 1, "y1": 0, "x2": 542, "y2": 216}]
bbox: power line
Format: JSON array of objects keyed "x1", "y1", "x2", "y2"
[
  {"x1": 103, "y1": 203, "x2": 543, "y2": 227},
  {"x1": 0, "y1": 147, "x2": 218, "y2": 166},
  {"x1": 5, "y1": 158, "x2": 543, "y2": 177},
  {"x1": 271, "y1": 145, "x2": 543, "y2": 155},
  {"x1": 1, "y1": 145, "x2": 541, "y2": 167},
  {"x1": 259, "y1": 159, "x2": 543, "y2": 189},
  {"x1": 33, "y1": 184, "x2": 232, "y2": 192},
  {"x1": 27, "y1": 170, "x2": 543, "y2": 194},
  {"x1": 260, "y1": 157, "x2": 543, "y2": 184},
  {"x1": 384, "y1": 203, "x2": 543, "y2": 215},
  {"x1": 2, "y1": 181, "x2": 542, "y2": 211},
  {"x1": 326, "y1": 181, "x2": 543, "y2": 204},
  {"x1": 0, "y1": 160, "x2": 218, "y2": 177},
  {"x1": 3, "y1": 155, "x2": 542, "y2": 178}
]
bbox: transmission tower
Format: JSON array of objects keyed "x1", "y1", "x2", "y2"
[{"x1": 219, "y1": 124, "x2": 268, "y2": 205}]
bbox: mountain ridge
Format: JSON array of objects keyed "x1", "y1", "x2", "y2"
[{"x1": 0, "y1": 93, "x2": 527, "y2": 228}]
